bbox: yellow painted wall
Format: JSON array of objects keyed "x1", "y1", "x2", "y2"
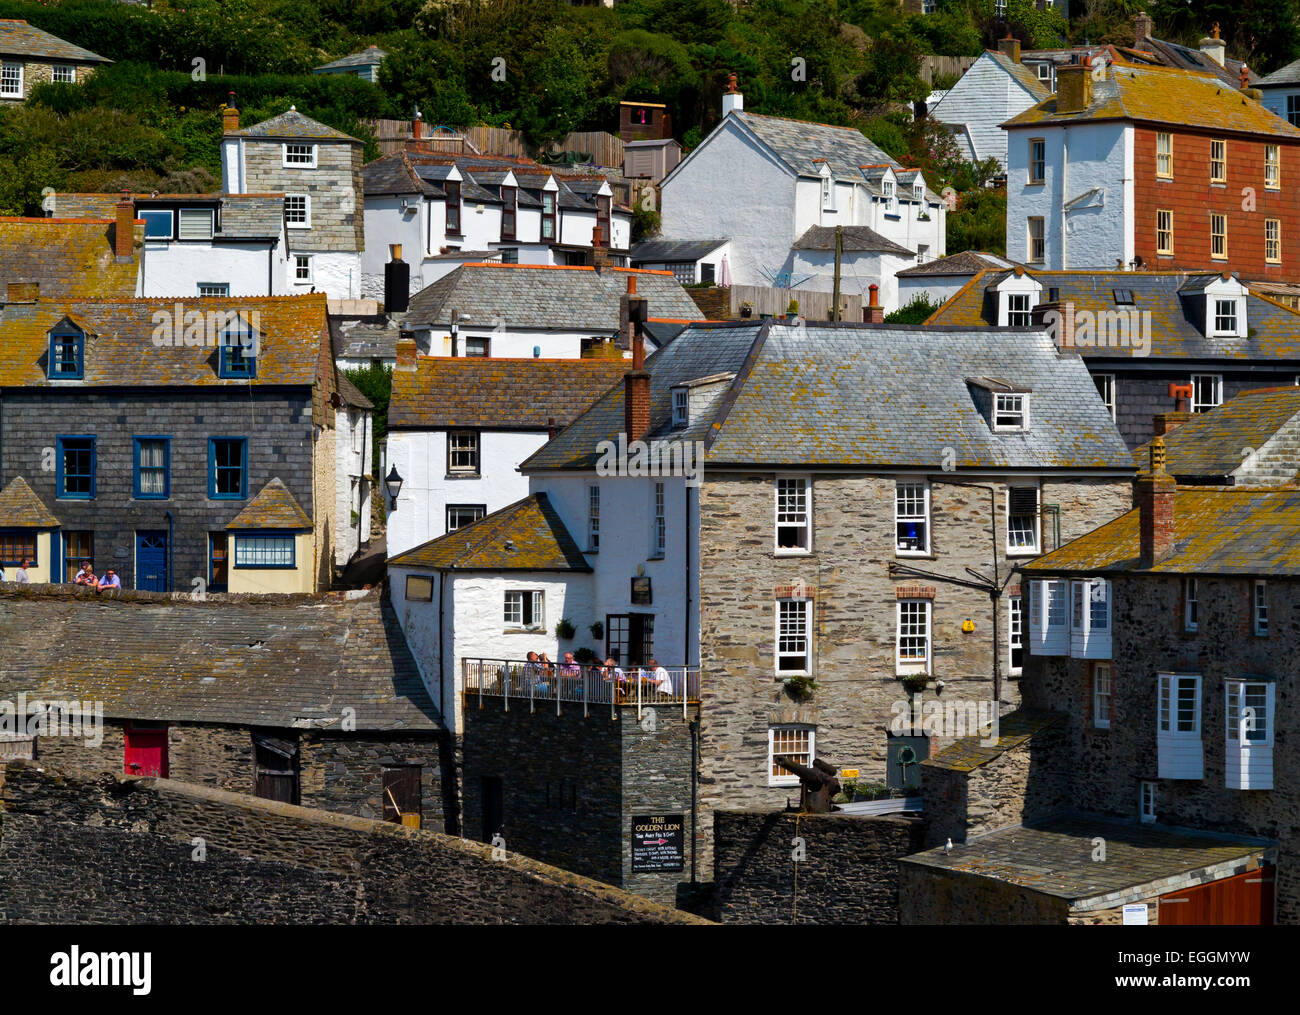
[
  {"x1": 227, "y1": 532, "x2": 315, "y2": 594},
  {"x1": 2, "y1": 531, "x2": 52, "y2": 584}
]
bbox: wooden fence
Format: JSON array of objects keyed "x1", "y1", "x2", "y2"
[
  {"x1": 729, "y1": 284, "x2": 864, "y2": 322},
  {"x1": 362, "y1": 120, "x2": 625, "y2": 166},
  {"x1": 919, "y1": 54, "x2": 978, "y2": 86}
]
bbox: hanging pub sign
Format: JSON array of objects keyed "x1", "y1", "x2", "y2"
[{"x1": 630, "y1": 814, "x2": 684, "y2": 872}]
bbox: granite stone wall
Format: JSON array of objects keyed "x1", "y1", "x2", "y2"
[
  {"x1": 1020, "y1": 572, "x2": 1300, "y2": 922},
  {"x1": 0, "y1": 760, "x2": 705, "y2": 924},
  {"x1": 241, "y1": 139, "x2": 365, "y2": 253},
  {"x1": 713, "y1": 809, "x2": 926, "y2": 924},
  {"x1": 898, "y1": 863, "x2": 1069, "y2": 924},
  {"x1": 695, "y1": 471, "x2": 1131, "y2": 875}
]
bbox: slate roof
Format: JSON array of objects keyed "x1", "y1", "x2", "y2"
[
  {"x1": 330, "y1": 313, "x2": 401, "y2": 361},
  {"x1": 403, "y1": 264, "x2": 703, "y2": 331},
  {"x1": 523, "y1": 320, "x2": 1133, "y2": 472},
  {"x1": 791, "y1": 225, "x2": 913, "y2": 256},
  {"x1": 732, "y1": 111, "x2": 903, "y2": 180},
  {"x1": 227, "y1": 478, "x2": 313, "y2": 530},
  {"x1": 389, "y1": 493, "x2": 591, "y2": 572},
  {"x1": 1138, "y1": 34, "x2": 1257, "y2": 89},
  {"x1": 896, "y1": 250, "x2": 1016, "y2": 277},
  {"x1": 630, "y1": 238, "x2": 728, "y2": 263},
  {"x1": 1002, "y1": 64, "x2": 1299, "y2": 138},
  {"x1": 0, "y1": 587, "x2": 442, "y2": 731},
  {"x1": 389, "y1": 356, "x2": 629, "y2": 430},
  {"x1": 0, "y1": 217, "x2": 141, "y2": 299},
  {"x1": 0, "y1": 295, "x2": 329, "y2": 388},
  {"x1": 1260, "y1": 57, "x2": 1300, "y2": 86},
  {"x1": 925, "y1": 270, "x2": 1300, "y2": 360},
  {"x1": 901, "y1": 814, "x2": 1270, "y2": 907},
  {"x1": 986, "y1": 49, "x2": 1052, "y2": 99},
  {"x1": 922, "y1": 709, "x2": 1063, "y2": 772},
  {"x1": 1131, "y1": 387, "x2": 1300, "y2": 480},
  {"x1": 1022, "y1": 486, "x2": 1300, "y2": 576},
  {"x1": 335, "y1": 371, "x2": 373, "y2": 409},
  {"x1": 316, "y1": 45, "x2": 387, "y2": 71},
  {"x1": 0, "y1": 476, "x2": 58, "y2": 528},
  {"x1": 230, "y1": 108, "x2": 361, "y2": 143},
  {"x1": 0, "y1": 19, "x2": 109, "y2": 63}
]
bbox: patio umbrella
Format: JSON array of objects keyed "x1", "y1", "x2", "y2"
[{"x1": 718, "y1": 253, "x2": 732, "y2": 287}]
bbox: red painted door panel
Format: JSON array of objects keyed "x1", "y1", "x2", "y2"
[{"x1": 124, "y1": 725, "x2": 169, "y2": 778}]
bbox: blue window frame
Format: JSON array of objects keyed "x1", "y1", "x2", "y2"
[
  {"x1": 233, "y1": 531, "x2": 296, "y2": 568},
  {"x1": 219, "y1": 320, "x2": 257, "y2": 378},
  {"x1": 133, "y1": 436, "x2": 170, "y2": 499},
  {"x1": 208, "y1": 437, "x2": 248, "y2": 499},
  {"x1": 140, "y1": 209, "x2": 172, "y2": 239},
  {"x1": 0, "y1": 529, "x2": 38, "y2": 567},
  {"x1": 56, "y1": 435, "x2": 95, "y2": 499},
  {"x1": 48, "y1": 329, "x2": 84, "y2": 379}
]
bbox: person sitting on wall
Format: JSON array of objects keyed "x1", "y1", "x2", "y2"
[
  {"x1": 73, "y1": 561, "x2": 97, "y2": 587},
  {"x1": 15, "y1": 559, "x2": 30, "y2": 583},
  {"x1": 97, "y1": 568, "x2": 121, "y2": 592}
]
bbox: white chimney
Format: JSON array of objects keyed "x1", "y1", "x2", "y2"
[
  {"x1": 1200, "y1": 24, "x2": 1226, "y2": 67},
  {"x1": 722, "y1": 72, "x2": 744, "y2": 117}
]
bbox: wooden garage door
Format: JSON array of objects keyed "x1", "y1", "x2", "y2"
[{"x1": 1159, "y1": 866, "x2": 1275, "y2": 925}]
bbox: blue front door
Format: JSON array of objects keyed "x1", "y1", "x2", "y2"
[{"x1": 136, "y1": 531, "x2": 168, "y2": 592}]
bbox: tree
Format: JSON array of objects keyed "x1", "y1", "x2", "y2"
[
  {"x1": 345, "y1": 363, "x2": 393, "y2": 471},
  {"x1": 947, "y1": 186, "x2": 1007, "y2": 256},
  {"x1": 885, "y1": 293, "x2": 942, "y2": 324}
]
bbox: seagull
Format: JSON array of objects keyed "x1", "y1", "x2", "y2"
[{"x1": 945, "y1": 838, "x2": 953, "y2": 856}]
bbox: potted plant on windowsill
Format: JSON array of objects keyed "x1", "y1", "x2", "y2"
[
  {"x1": 783, "y1": 674, "x2": 817, "y2": 701},
  {"x1": 901, "y1": 672, "x2": 928, "y2": 694}
]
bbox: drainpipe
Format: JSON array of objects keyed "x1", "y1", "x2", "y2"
[
  {"x1": 1060, "y1": 127, "x2": 1069, "y2": 268},
  {"x1": 164, "y1": 510, "x2": 174, "y2": 594}
]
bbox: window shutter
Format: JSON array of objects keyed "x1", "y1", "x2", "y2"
[{"x1": 1011, "y1": 487, "x2": 1039, "y2": 515}]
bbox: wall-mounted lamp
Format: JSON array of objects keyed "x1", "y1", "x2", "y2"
[{"x1": 385, "y1": 465, "x2": 404, "y2": 511}]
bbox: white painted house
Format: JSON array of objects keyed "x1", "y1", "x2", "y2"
[
  {"x1": 655, "y1": 77, "x2": 945, "y2": 312},
  {"x1": 362, "y1": 136, "x2": 633, "y2": 300},
  {"x1": 928, "y1": 44, "x2": 1049, "y2": 170},
  {"x1": 895, "y1": 250, "x2": 1017, "y2": 308},
  {"x1": 384, "y1": 348, "x2": 629, "y2": 558},
  {"x1": 398, "y1": 262, "x2": 703, "y2": 359},
  {"x1": 334, "y1": 372, "x2": 374, "y2": 567}
]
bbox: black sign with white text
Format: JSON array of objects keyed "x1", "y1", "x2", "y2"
[{"x1": 630, "y1": 814, "x2": 684, "y2": 872}]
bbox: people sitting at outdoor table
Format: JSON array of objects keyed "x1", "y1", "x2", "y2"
[
  {"x1": 646, "y1": 658, "x2": 673, "y2": 695},
  {"x1": 559, "y1": 651, "x2": 581, "y2": 677},
  {"x1": 536, "y1": 652, "x2": 554, "y2": 695}
]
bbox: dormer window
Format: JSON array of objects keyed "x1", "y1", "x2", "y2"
[
  {"x1": 1213, "y1": 298, "x2": 1238, "y2": 334},
  {"x1": 672, "y1": 387, "x2": 689, "y2": 428},
  {"x1": 1007, "y1": 293, "x2": 1032, "y2": 326},
  {"x1": 541, "y1": 191, "x2": 556, "y2": 240},
  {"x1": 882, "y1": 179, "x2": 896, "y2": 214},
  {"x1": 501, "y1": 185, "x2": 517, "y2": 240},
  {"x1": 219, "y1": 317, "x2": 257, "y2": 379},
  {"x1": 178, "y1": 208, "x2": 214, "y2": 240},
  {"x1": 994, "y1": 393, "x2": 1028, "y2": 430},
  {"x1": 49, "y1": 327, "x2": 84, "y2": 379},
  {"x1": 445, "y1": 181, "x2": 462, "y2": 236},
  {"x1": 820, "y1": 168, "x2": 835, "y2": 211}
]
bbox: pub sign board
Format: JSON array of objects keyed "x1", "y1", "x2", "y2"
[{"x1": 630, "y1": 814, "x2": 684, "y2": 872}]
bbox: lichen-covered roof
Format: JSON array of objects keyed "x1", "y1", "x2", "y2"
[
  {"x1": 403, "y1": 264, "x2": 703, "y2": 331},
  {"x1": 1023, "y1": 486, "x2": 1300, "y2": 576},
  {"x1": 0, "y1": 587, "x2": 442, "y2": 731},
  {"x1": 230, "y1": 108, "x2": 361, "y2": 143},
  {"x1": 923, "y1": 709, "x2": 1063, "y2": 772},
  {"x1": 0, "y1": 295, "x2": 329, "y2": 388},
  {"x1": 315, "y1": 45, "x2": 387, "y2": 71},
  {"x1": 925, "y1": 269, "x2": 1300, "y2": 361},
  {"x1": 0, "y1": 217, "x2": 141, "y2": 299},
  {"x1": 896, "y1": 250, "x2": 1016, "y2": 278},
  {"x1": 733, "y1": 110, "x2": 904, "y2": 179},
  {"x1": 226, "y1": 478, "x2": 313, "y2": 530},
  {"x1": 0, "y1": 18, "x2": 109, "y2": 63},
  {"x1": 901, "y1": 814, "x2": 1270, "y2": 905},
  {"x1": 1131, "y1": 387, "x2": 1300, "y2": 480},
  {"x1": 390, "y1": 356, "x2": 628, "y2": 430},
  {"x1": 791, "y1": 225, "x2": 912, "y2": 256},
  {"x1": 389, "y1": 493, "x2": 591, "y2": 572},
  {"x1": 524, "y1": 320, "x2": 1134, "y2": 472},
  {"x1": 0, "y1": 476, "x2": 58, "y2": 528},
  {"x1": 1002, "y1": 64, "x2": 1300, "y2": 138}
]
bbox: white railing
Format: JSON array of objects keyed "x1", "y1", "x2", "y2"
[{"x1": 463, "y1": 658, "x2": 700, "y2": 720}]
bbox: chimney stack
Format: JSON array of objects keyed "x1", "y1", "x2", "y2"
[
  {"x1": 1133, "y1": 11, "x2": 1153, "y2": 47},
  {"x1": 1056, "y1": 56, "x2": 1094, "y2": 114},
  {"x1": 998, "y1": 34, "x2": 1021, "y2": 64},
  {"x1": 395, "y1": 338, "x2": 417, "y2": 372},
  {"x1": 864, "y1": 284, "x2": 885, "y2": 324},
  {"x1": 222, "y1": 93, "x2": 240, "y2": 134},
  {"x1": 1200, "y1": 23, "x2": 1226, "y2": 68},
  {"x1": 722, "y1": 72, "x2": 744, "y2": 118},
  {"x1": 384, "y1": 244, "x2": 410, "y2": 314},
  {"x1": 592, "y1": 224, "x2": 610, "y2": 273},
  {"x1": 413, "y1": 108, "x2": 423, "y2": 140},
  {"x1": 1137, "y1": 436, "x2": 1176, "y2": 567},
  {"x1": 1032, "y1": 298, "x2": 1076, "y2": 351},
  {"x1": 1168, "y1": 381, "x2": 1193, "y2": 413},
  {"x1": 114, "y1": 192, "x2": 135, "y2": 259},
  {"x1": 1153, "y1": 411, "x2": 1192, "y2": 436},
  {"x1": 623, "y1": 276, "x2": 651, "y2": 440}
]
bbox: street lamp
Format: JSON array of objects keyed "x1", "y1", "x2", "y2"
[{"x1": 385, "y1": 465, "x2": 403, "y2": 511}]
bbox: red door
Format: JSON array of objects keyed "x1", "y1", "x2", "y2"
[
  {"x1": 1159, "y1": 866, "x2": 1275, "y2": 924},
  {"x1": 124, "y1": 723, "x2": 169, "y2": 778}
]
